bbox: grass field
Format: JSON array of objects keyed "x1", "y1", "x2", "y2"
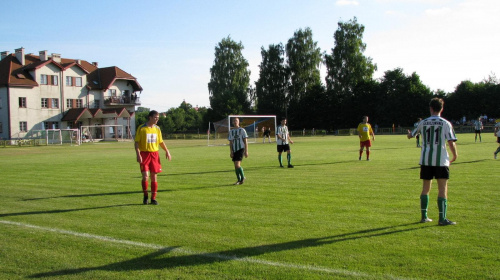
[{"x1": 1, "y1": 134, "x2": 499, "y2": 279}]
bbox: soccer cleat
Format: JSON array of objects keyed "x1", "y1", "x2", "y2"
[
  {"x1": 420, "y1": 218, "x2": 433, "y2": 223},
  {"x1": 280, "y1": 165, "x2": 284, "y2": 168},
  {"x1": 438, "y1": 219, "x2": 456, "y2": 226},
  {"x1": 495, "y1": 153, "x2": 497, "y2": 159},
  {"x1": 359, "y1": 157, "x2": 362, "y2": 161},
  {"x1": 366, "y1": 158, "x2": 370, "y2": 161},
  {"x1": 288, "y1": 164, "x2": 294, "y2": 168},
  {"x1": 240, "y1": 178, "x2": 245, "y2": 184},
  {"x1": 234, "y1": 181, "x2": 242, "y2": 185},
  {"x1": 150, "y1": 199, "x2": 158, "y2": 205},
  {"x1": 143, "y1": 196, "x2": 149, "y2": 205}
]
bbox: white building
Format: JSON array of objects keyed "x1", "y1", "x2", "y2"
[{"x1": 0, "y1": 47, "x2": 142, "y2": 140}]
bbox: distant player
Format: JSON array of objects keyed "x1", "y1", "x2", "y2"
[
  {"x1": 474, "y1": 117, "x2": 483, "y2": 142},
  {"x1": 135, "y1": 110, "x2": 172, "y2": 205},
  {"x1": 263, "y1": 126, "x2": 271, "y2": 143},
  {"x1": 494, "y1": 121, "x2": 500, "y2": 159},
  {"x1": 407, "y1": 98, "x2": 458, "y2": 226},
  {"x1": 276, "y1": 118, "x2": 294, "y2": 168},
  {"x1": 357, "y1": 116, "x2": 375, "y2": 161},
  {"x1": 414, "y1": 118, "x2": 422, "y2": 147},
  {"x1": 228, "y1": 117, "x2": 248, "y2": 185}
]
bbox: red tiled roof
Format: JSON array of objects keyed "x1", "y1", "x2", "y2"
[
  {"x1": 62, "y1": 107, "x2": 133, "y2": 122},
  {"x1": 0, "y1": 54, "x2": 38, "y2": 87},
  {"x1": 87, "y1": 66, "x2": 143, "y2": 92}
]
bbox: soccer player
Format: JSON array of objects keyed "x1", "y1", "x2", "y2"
[
  {"x1": 474, "y1": 117, "x2": 483, "y2": 142},
  {"x1": 494, "y1": 121, "x2": 500, "y2": 159},
  {"x1": 263, "y1": 126, "x2": 272, "y2": 143},
  {"x1": 228, "y1": 117, "x2": 248, "y2": 185},
  {"x1": 407, "y1": 98, "x2": 458, "y2": 226},
  {"x1": 414, "y1": 118, "x2": 423, "y2": 147},
  {"x1": 357, "y1": 116, "x2": 375, "y2": 161},
  {"x1": 135, "y1": 110, "x2": 172, "y2": 205},
  {"x1": 276, "y1": 118, "x2": 294, "y2": 168}
]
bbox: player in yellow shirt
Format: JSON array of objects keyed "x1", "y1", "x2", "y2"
[
  {"x1": 357, "y1": 116, "x2": 375, "y2": 161},
  {"x1": 135, "y1": 110, "x2": 171, "y2": 205}
]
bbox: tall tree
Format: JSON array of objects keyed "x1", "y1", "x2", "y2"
[
  {"x1": 208, "y1": 36, "x2": 251, "y2": 120},
  {"x1": 255, "y1": 43, "x2": 290, "y2": 117},
  {"x1": 325, "y1": 17, "x2": 376, "y2": 99},
  {"x1": 286, "y1": 27, "x2": 323, "y2": 105}
]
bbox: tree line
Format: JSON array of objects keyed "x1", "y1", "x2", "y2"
[{"x1": 138, "y1": 17, "x2": 499, "y2": 132}]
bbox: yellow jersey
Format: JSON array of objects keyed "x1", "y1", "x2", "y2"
[
  {"x1": 357, "y1": 122, "x2": 373, "y2": 142},
  {"x1": 135, "y1": 124, "x2": 163, "y2": 152}
]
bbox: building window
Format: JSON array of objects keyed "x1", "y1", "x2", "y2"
[
  {"x1": 41, "y1": 98, "x2": 48, "y2": 108},
  {"x1": 44, "y1": 122, "x2": 59, "y2": 130},
  {"x1": 41, "y1": 74, "x2": 48, "y2": 85},
  {"x1": 50, "y1": 75, "x2": 58, "y2": 86},
  {"x1": 19, "y1": 97, "x2": 26, "y2": 108},
  {"x1": 66, "y1": 76, "x2": 73, "y2": 86},
  {"x1": 76, "y1": 99, "x2": 82, "y2": 108},
  {"x1": 66, "y1": 99, "x2": 82, "y2": 108},
  {"x1": 93, "y1": 100, "x2": 100, "y2": 109},
  {"x1": 75, "y1": 77, "x2": 82, "y2": 87},
  {"x1": 51, "y1": 98, "x2": 59, "y2": 108},
  {"x1": 19, "y1": 121, "x2": 27, "y2": 132},
  {"x1": 67, "y1": 99, "x2": 72, "y2": 108},
  {"x1": 108, "y1": 89, "x2": 117, "y2": 96}
]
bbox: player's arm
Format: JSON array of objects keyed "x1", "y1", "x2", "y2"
[
  {"x1": 448, "y1": 140, "x2": 458, "y2": 163},
  {"x1": 288, "y1": 133, "x2": 293, "y2": 144},
  {"x1": 160, "y1": 141, "x2": 171, "y2": 161},
  {"x1": 134, "y1": 141, "x2": 142, "y2": 163},
  {"x1": 229, "y1": 140, "x2": 234, "y2": 158},
  {"x1": 243, "y1": 138, "x2": 249, "y2": 158}
]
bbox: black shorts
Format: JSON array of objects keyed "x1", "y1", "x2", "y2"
[
  {"x1": 277, "y1": 144, "x2": 290, "y2": 153},
  {"x1": 497, "y1": 137, "x2": 500, "y2": 144},
  {"x1": 475, "y1": 130, "x2": 481, "y2": 134},
  {"x1": 232, "y1": 149, "x2": 245, "y2": 162},
  {"x1": 420, "y1": 165, "x2": 450, "y2": 180}
]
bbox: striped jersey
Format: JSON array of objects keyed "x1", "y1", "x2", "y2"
[
  {"x1": 276, "y1": 125, "x2": 290, "y2": 145},
  {"x1": 411, "y1": 115, "x2": 457, "y2": 167},
  {"x1": 228, "y1": 127, "x2": 248, "y2": 152},
  {"x1": 474, "y1": 120, "x2": 483, "y2": 130},
  {"x1": 135, "y1": 124, "x2": 164, "y2": 152}
]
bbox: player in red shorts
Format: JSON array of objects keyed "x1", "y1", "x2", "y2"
[
  {"x1": 134, "y1": 110, "x2": 171, "y2": 205},
  {"x1": 357, "y1": 116, "x2": 375, "y2": 161}
]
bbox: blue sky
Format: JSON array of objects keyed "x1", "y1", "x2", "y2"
[{"x1": 1, "y1": 0, "x2": 498, "y2": 112}]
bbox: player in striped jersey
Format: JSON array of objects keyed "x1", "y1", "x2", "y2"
[
  {"x1": 276, "y1": 118, "x2": 294, "y2": 168},
  {"x1": 407, "y1": 98, "x2": 458, "y2": 226},
  {"x1": 228, "y1": 117, "x2": 248, "y2": 185}
]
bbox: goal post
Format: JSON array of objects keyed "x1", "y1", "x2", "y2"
[
  {"x1": 207, "y1": 115, "x2": 276, "y2": 146},
  {"x1": 27, "y1": 129, "x2": 81, "y2": 145}
]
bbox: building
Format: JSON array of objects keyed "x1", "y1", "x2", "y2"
[{"x1": 0, "y1": 47, "x2": 142, "y2": 141}]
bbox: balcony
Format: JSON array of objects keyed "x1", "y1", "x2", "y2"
[{"x1": 104, "y1": 95, "x2": 141, "y2": 106}]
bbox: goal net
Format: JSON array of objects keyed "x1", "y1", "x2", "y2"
[
  {"x1": 207, "y1": 115, "x2": 276, "y2": 146},
  {"x1": 81, "y1": 125, "x2": 124, "y2": 142},
  {"x1": 27, "y1": 129, "x2": 81, "y2": 145}
]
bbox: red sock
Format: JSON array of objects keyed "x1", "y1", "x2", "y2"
[
  {"x1": 151, "y1": 182, "x2": 158, "y2": 200},
  {"x1": 142, "y1": 181, "x2": 148, "y2": 197},
  {"x1": 367, "y1": 151, "x2": 370, "y2": 159},
  {"x1": 359, "y1": 150, "x2": 363, "y2": 157}
]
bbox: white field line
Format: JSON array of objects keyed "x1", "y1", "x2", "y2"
[{"x1": 1, "y1": 220, "x2": 410, "y2": 280}]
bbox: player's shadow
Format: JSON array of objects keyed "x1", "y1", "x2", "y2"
[
  {"x1": 0, "y1": 204, "x2": 136, "y2": 218},
  {"x1": 29, "y1": 222, "x2": 428, "y2": 278}
]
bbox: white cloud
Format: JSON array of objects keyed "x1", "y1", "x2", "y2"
[{"x1": 335, "y1": 0, "x2": 359, "y2": 6}]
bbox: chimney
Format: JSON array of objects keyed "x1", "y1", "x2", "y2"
[
  {"x1": 39, "y1": 50, "x2": 48, "y2": 61},
  {"x1": 1, "y1": 51, "x2": 9, "y2": 60},
  {"x1": 92, "y1": 62, "x2": 98, "y2": 67},
  {"x1": 15, "y1": 47, "x2": 25, "y2": 65},
  {"x1": 51, "y1": 53, "x2": 61, "y2": 63},
  {"x1": 77, "y1": 59, "x2": 82, "y2": 65}
]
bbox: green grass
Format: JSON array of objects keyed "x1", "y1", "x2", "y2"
[{"x1": 0, "y1": 134, "x2": 499, "y2": 279}]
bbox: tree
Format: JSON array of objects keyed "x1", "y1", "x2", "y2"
[
  {"x1": 286, "y1": 27, "x2": 323, "y2": 105},
  {"x1": 325, "y1": 17, "x2": 377, "y2": 99},
  {"x1": 255, "y1": 43, "x2": 290, "y2": 117},
  {"x1": 208, "y1": 36, "x2": 251, "y2": 120}
]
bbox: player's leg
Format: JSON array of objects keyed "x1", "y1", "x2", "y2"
[
  {"x1": 277, "y1": 145, "x2": 284, "y2": 167},
  {"x1": 437, "y1": 178, "x2": 455, "y2": 225},
  {"x1": 420, "y1": 179, "x2": 432, "y2": 222},
  {"x1": 150, "y1": 172, "x2": 158, "y2": 205},
  {"x1": 233, "y1": 160, "x2": 244, "y2": 184},
  {"x1": 366, "y1": 147, "x2": 371, "y2": 160},
  {"x1": 286, "y1": 149, "x2": 293, "y2": 168},
  {"x1": 359, "y1": 143, "x2": 363, "y2": 160},
  {"x1": 141, "y1": 171, "x2": 149, "y2": 204}
]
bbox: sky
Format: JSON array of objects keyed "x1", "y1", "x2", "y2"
[{"x1": 1, "y1": 0, "x2": 499, "y2": 112}]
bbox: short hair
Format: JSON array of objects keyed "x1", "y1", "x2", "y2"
[
  {"x1": 429, "y1": 98, "x2": 444, "y2": 112},
  {"x1": 148, "y1": 110, "x2": 159, "y2": 118}
]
